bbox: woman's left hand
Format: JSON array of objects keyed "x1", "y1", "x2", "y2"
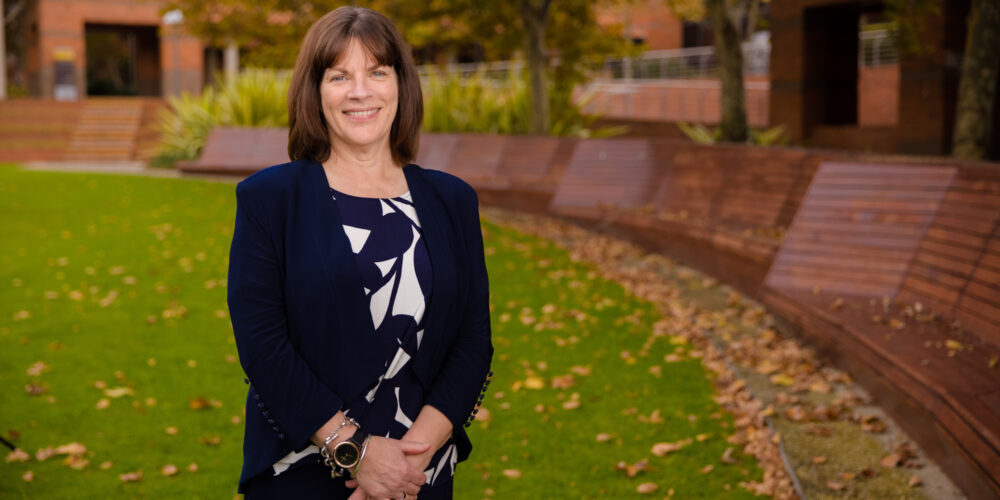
[
  {"x1": 343, "y1": 436, "x2": 427, "y2": 500},
  {"x1": 346, "y1": 448, "x2": 432, "y2": 500}
]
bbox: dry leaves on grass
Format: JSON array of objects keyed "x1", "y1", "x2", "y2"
[
  {"x1": 615, "y1": 459, "x2": 649, "y2": 478},
  {"x1": 501, "y1": 469, "x2": 521, "y2": 479},
  {"x1": 636, "y1": 482, "x2": 659, "y2": 494},
  {"x1": 486, "y1": 210, "x2": 800, "y2": 500},
  {"x1": 119, "y1": 470, "x2": 143, "y2": 482},
  {"x1": 6, "y1": 449, "x2": 30, "y2": 462}
]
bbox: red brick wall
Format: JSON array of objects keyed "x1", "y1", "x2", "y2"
[
  {"x1": 596, "y1": 0, "x2": 684, "y2": 50},
  {"x1": 30, "y1": 0, "x2": 203, "y2": 98},
  {"x1": 580, "y1": 76, "x2": 770, "y2": 128},
  {"x1": 858, "y1": 64, "x2": 899, "y2": 126}
]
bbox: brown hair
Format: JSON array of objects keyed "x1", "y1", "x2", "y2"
[{"x1": 287, "y1": 6, "x2": 422, "y2": 166}]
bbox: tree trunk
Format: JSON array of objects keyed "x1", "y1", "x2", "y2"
[
  {"x1": 521, "y1": 0, "x2": 552, "y2": 135},
  {"x1": 0, "y1": 0, "x2": 7, "y2": 100},
  {"x1": 952, "y1": 0, "x2": 999, "y2": 159},
  {"x1": 708, "y1": 0, "x2": 748, "y2": 142}
]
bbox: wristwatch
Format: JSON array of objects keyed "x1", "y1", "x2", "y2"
[{"x1": 333, "y1": 427, "x2": 369, "y2": 470}]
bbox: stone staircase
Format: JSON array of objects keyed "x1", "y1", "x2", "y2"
[{"x1": 64, "y1": 98, "x2": 145, "y2": 162}]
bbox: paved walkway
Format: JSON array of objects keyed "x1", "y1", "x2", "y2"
[{"x1": 19, "y1": 161, "x2": 238, "y2": 183}]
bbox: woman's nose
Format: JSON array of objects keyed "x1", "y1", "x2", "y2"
[{"x1": 346, "y1": 75, "x2": 373, "y2": 99}]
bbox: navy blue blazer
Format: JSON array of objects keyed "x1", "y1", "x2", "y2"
[{"x1": 226, "y1": 159, "x2": 493, "y2": 492}]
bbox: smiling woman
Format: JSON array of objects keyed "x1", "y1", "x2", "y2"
[{"x1": 229, "y1": 6, "x2": 492, "y2": 500}]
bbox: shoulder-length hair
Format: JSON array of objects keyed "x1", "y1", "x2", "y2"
[{"x1": 287, "y1": 6, "x2": 422, "y2": 166}]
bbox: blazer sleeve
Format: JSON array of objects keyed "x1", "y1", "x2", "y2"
[
  {"x1": 227, "y1": 185, "x2": 343, "y2": 449},
  {"x1": 424, "y1": 186, "x2": 495, "y2": 431}
]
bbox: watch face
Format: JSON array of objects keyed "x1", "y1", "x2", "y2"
[{"x1": 334, "y1": 442, "x2": 360, "y2": 468}]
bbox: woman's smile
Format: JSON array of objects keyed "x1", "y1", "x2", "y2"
[{"x1": 343, "y1": 108, "x2": 381, "y2": 120}]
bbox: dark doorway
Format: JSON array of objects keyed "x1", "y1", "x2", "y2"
[
  {"x1": 803, "y1": 3, "x2": 860, "y2": 133},
  {"x1": 85, "y1": 24, "x2": 161, "y2": 96}
]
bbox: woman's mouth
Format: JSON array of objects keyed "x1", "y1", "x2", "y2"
[{"x1": 344, "y1": 108, "x2": 379, "y2": 119}]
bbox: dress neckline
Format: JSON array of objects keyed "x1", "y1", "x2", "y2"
[{"x1": 329, "y1": 185, "x2": 411, "y2": 201}]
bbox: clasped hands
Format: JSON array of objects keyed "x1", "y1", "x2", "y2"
[{"x1": 344, "y1": 435, "x2": 431, "y2": 500}]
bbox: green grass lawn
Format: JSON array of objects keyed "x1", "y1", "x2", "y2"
[{"x1": 0, "y1": 165, "x2": 761, "y2": 498}]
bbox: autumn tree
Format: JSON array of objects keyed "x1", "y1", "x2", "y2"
[
  {"x1": 951, "y1": 0, "x2": 998, "y2": 159},
  {"x1": 888, "y1": 0, "x2": 999, "y2": 160},
  {"x1": 664, "y1": 0, "x2": 762, "y2": 143}
]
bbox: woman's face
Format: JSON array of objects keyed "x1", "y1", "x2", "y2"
[{"x1": 320, "y1": 38, "x2": 399, "y2": 155}]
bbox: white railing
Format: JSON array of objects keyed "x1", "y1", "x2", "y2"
[
  {"x1": 859, "y1": 29, "x2": 898, "y2": 66},
  {"x1": 602, "y1": 35, "x2": 770, "y2": 81},
  {"x1": 415, "y1": 28, "x2": 897, "y2": 83}
]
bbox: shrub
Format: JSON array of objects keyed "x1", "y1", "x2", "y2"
[
  {"x1": 152, "y1": 69, "x2": 290, "y2": 167},
  {"x1": 421, "y1": 67, "x2": 623, "y2": 138}
]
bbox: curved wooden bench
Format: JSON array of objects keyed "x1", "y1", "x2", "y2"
[
  {"x1": 178, "y1": 129, "x2": 1000, "y2": 496},
  {"x1": 760, "y1": 162, "x2": 1000, "y2": 498}
]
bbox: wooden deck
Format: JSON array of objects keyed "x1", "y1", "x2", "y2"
[{"x1": 178, "y1": 128, "x2": 1000, "y2": 498}]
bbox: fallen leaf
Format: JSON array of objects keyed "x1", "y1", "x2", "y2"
[
  {"x1": 826, "y1": 480, "x2": 845, "y2": 491},
  {"x1": 595, "y1": 433, "x2": 612, "y2": 442},
  {"x1": 880, "y1": 453, "x2": 902, "y2": 468},
  {"x1": 811, "y1": 456, "x2": 828, "y2": 465},
  {"x1": 161, "y1": 464, "x2": 178, "y2": 476},
  {"x1": 700, "y1": 464, "x2": 714, "y2": 474},
  {"x1": 908, "y1": 475, "x2": 922, "y2": 487},
  {"x1": 35, "y1": 447, "x2": 55, "y2": 461},
  {"x1": 104, "y1": 387, "x2": 134, "y2": 398},
  {"x1": 6, "y1": 449, "x2": 30, "y2": 462},
  {"x1": 100, "y1": 461, "x2": 113, "y2": 470},
  {"x1": 64, "y1": 455, "x2": 89, "y2": 470},
  {"x1": 551, "y1": 374, "x2": 575, "y2": 389},
  {"x1": 54, "y1": 443, "x2": 86, "y2": 456},
  {"x1": 755, "y1": 359, "x2": 781, "y2": 375},
  {"x1": 652, "y1": 439, "x2": 690, "y2": 456},
  {"x1": 636, "y1": 482, "x2": 658, "y2": 494},
  {"x1": 561, "y1": 400, "x2": 580, "y2": 410},
  {"x1": 475, "y1": 407, "x2": 491, "y2": 422},
  {"x1": 22, "y1": 471, "x2": 33, "y2": 482},
  {"x1": 198, "y1": 435, "x2": 221, "y2": 446},
  {"x1": 502, "y1": 469, "x2": 521, "y2": 479},
  {"x1": 26, "y1": 361, "x2": 50, "y2": 376},
  {"x1": 720, "y1": 447, "x2": 736, "y2": 464},
  {"x1": 119, "y1": 470, "x2": 143, "y2": 482},
  {"x1": 95, "y1": 398, "x2": 110, "y2": 410},
  {"x1": 569, "y1": 365, "x2": 591, "y2": 376},
  {"x1": 860, "y1": 414, "x2": 886, "y2": 433},
  {"x1": 24, "y1": 382, "x2": 47, "y2": 396},
  {"x1": 187, "y1": 463, "x2": 198, "y2": 472},
  {"x1": 523, "y1": 377, "x2": 545, "y2": 390},
  {"x1": 165, "y1": 426, "x2": 178, "y2": 435}
]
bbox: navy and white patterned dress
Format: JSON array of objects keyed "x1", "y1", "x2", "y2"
[{"x1": 270, "y1": 186, "x2": 458, "y2": 489}]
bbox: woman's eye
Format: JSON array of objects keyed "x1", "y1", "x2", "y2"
[
  {"x1": 331, "y1": 74, "x2": 346, "y2": 82},
  {"x1": 373, "y1": 70, "x2": 388, "y2": 78}
]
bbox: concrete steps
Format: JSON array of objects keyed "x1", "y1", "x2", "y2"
[{"x1": 65, "y1": 99, "x2": 145, "y2": 162}]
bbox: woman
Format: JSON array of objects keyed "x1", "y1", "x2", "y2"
[{"x1": 227, "y1": 7, "x2": 493, "y2": 499}]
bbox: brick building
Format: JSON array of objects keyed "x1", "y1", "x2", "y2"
[
  {"x1": 13, "y1": 0, "x2": 204, "y2": 99},
  {"x1": 770, "y1": 0, "x2": 999, "y2": 157}
]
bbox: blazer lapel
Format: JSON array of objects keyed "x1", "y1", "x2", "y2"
[
  {"x1": 404, "y1": 164, "x2": 459, "y2": 387},
  {"x1": 306, "y1": 160, "x2": 382, "y2": 395}
]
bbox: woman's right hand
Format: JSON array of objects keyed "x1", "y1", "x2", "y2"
[{"x1": 345, "y1": 436, "x2": 428, "y2": 500}]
